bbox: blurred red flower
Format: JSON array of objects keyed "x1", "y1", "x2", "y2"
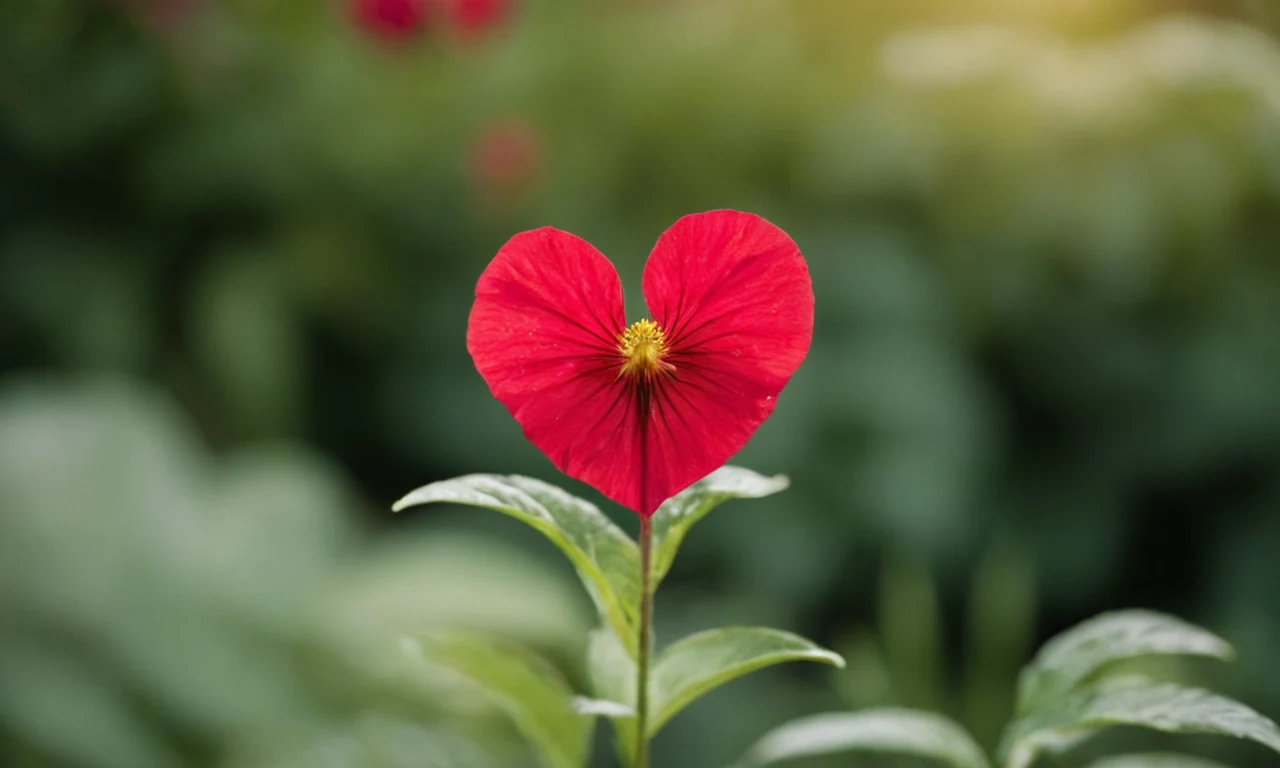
[
  {"x1": 351, "y1": 0, "x2": 510, "y2": 40},
  {"x1": 469, "y1": 118, "x2": 543, "y2": 205},
  {"x1": 448, "y1": 0, "x2": 511, "y2": 36},
  {"x1": 468, "y1": 211, "x2": 813, "y2": 515},
  {"x1": 352, "y1": 0, "x2": 429, "y2": 39}
]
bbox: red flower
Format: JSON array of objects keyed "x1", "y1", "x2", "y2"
[
  {"x1": 448, "y1": 0, "x2": 510, "y2": 35},
  {"x1": 468, "y1": 211, "x2": 813, "y2": 515},
  {"x1": 351, "y1": 0, "x2": 510, "y2": 41},
  {"x1": 352, "y1": 0, "x2": 429, "y2": 39},
  {"x1": 468, "y1": 118, "x2": 543, "y2": 205}
]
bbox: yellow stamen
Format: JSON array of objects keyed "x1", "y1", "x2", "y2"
[{"x1": 618, "y1": 319, "x2": 674, "y2": 380}]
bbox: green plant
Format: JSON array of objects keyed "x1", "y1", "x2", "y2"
[
  {"x1": 733, "y1": 610, "x2": 1280, "y2": 768},
  {"x1": 394, "y1": 467, "x2": 846, "y2": 767},
  {"x1": 397, "y1": 466, "x2": 1280, "y2": 768},
  {"x1": 0, "y1": 380, "x2": 597, "y2": 768}
]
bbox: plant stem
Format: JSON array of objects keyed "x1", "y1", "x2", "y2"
[{"x1": 633, "y1": 515, "x2": 654, "y2": 768}]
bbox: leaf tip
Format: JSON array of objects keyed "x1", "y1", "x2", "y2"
[
  {"x1": 390, "y1": 489, "x2": 423, "y2": 512},
  {"x1": 752, "y1": 472, "x2": 791, "y2": 496},
  {"x1": 826, "y1": 649, "x2": 848, "y2": 669}
]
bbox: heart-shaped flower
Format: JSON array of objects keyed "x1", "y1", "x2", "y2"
[{"x1": 468, "y1": 210, "x2": 813, "y2": 515}]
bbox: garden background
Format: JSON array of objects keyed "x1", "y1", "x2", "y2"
[{"x1": 3, "y1": 0, "x2": 1280, "y2": 766}]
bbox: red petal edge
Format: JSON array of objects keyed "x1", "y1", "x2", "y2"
[
  {"x1": 637, "y1": 210, "x2": 814, "y2": 512},
  {"x1": 468, "y1": 227, "x2": 649, "y2": 510}
]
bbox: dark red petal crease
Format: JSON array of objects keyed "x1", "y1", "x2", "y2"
[
  {"x1": 468, "y1": 228, "x2": 646, "y2": 508},
  {"x1": 638, "y1": 210, "x2": 814, "y2": 511}
]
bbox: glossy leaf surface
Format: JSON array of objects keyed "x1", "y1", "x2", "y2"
[
  {"x1": 394, "y1": 474, "x2": 640, "y2": 652},
  {"x1": 649, "y1": 627, "x2": 843, "y2": 736},
  {"x1": 1017, "y1": 610, "x2": 1234, "y2": 714},
  {"x1": 735, "y1": 708, "x2": 991, "y2": 768},
  {"x1": 649, "y1": 466, "x2": 789, "y2": 588},
  {"x1": 1002, "y1": 683, "x2": 1280, "y2": 767}
]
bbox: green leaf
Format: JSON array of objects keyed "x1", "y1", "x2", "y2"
[
  {"x1": 570, "y1": 697, "x2": 634, "y2": 718},
  {"x1": 650, "y1": 467, "x2": 788, "y2": 588},
  {"x1": 1000, "y1": 683, "x2": 1280, "y2": 768},
  {"x1": 734, "y1": 708, "x2": 992, "y2": 768},
  {"x1": 1017, "y1": 610, "x2": 1234, "y2": 714},
  {"x1": 393, "y1": 475, "x2": 640, "y2": 653},
  {"x1": 1085, "y1": 755, "x2": 1235, "y2": 768},
  {"x1": 586, "y1": 627, "x2": 638, "y2": 763},
  {"x1": 649, "y1": 627, "x2": 844, "y2": 736},
  {"x1": 402, "y1": 633, "x2": 592, "y2": 768}
]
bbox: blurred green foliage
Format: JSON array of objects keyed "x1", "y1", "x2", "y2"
[
  {"x1": 734, "y1": 609, "x2": 1280, "y2": 767},
  {"x1": 0, "y1": 380, "x2": 592, "y2": 767},
  {"x1": 3, "y1": 0, "x2": 1280, "y2": 766}
]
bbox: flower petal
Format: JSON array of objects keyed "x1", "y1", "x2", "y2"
[
  {"x1": 468, "y1": 228, "x2": 644, "y2": 509},
  {"x1": 469, "y1": 214, "x2": 813, "y2": 517},
  {"x1": 638, "y1": 210, "x2": 813, "y2": 511}
]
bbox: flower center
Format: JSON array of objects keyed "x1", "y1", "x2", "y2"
[{"x1": 618, "y1": 319, "x2": 674, "y2": 380}]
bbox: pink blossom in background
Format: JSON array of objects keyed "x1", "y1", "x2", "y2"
[
  {"x1": 469, "y1": 119, "x2": 544, "y2": 204},
  {"x1": 352, "y1": 0, "x2": 430, "y2": 39},
  {"x1": 448, "y1": 0, "x2": 512, "y2": 36}
]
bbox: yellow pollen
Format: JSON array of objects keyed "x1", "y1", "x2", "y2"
[{"x1": 618, "y1": 319, "x2": 674, "y2": 380}]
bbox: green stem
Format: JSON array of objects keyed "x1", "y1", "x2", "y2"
[{"x1": 633, "y1": 515, "x2": 654, "y2": 768}]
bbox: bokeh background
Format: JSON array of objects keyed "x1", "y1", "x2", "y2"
[{"x1": 4, "y1": 0, "x2": 1280, "y2": 766}]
